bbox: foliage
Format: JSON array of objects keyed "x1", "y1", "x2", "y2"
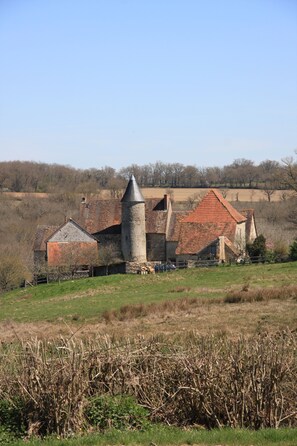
[
  {"x1": 85, "y1": 395, "x2": 149, "y2": 431},
  {"x1": 247, "y1": 234, "x2": 267, "y2": 259},
  {"x1": 0, "y1": 399, "x2": 26, "y2": 443},
  {"x1": 289, "y1": 238, "x2": 297, "y2": 260},
  {"x1": 0, "y1": 426, "x2": 17, "y2": 445}
]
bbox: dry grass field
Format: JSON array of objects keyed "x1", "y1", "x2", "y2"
[
  {"x1": 1, "y1": 297, "x2": 296, "y2": 343},
  {"x1": 3, "y1": 187, "x2": 294, "y2": 202},
  {"x1": 141, "y1": 187, "x2": 294, "y2": 202}
]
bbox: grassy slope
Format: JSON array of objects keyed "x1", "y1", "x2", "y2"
[{"x1": 1, "y1": 262, "x2": 297, "y2": 323}]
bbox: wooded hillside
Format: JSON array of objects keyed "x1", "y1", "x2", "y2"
[{"x1": 1, "y1": 156, "x2": 297, "y2": 192}]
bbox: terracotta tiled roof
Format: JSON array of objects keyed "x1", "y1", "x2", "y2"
[
  {"x1": 79, "y1": 200, "x2": 122, "y2": 234},
  {"x1": 183, "y1": 189, "x2": 246, "y2": 224},
  {"x1": 176, "y1": 221, "x2": 236, "y2": 255},
  {"x1": 224, "y1": 237, "x2": 240, "y2": 256},
  {"x1": 33, "y1": 225, "x2": 58, "y2": 251},
  {"x1": 167, "y1": 211, "x2": 190, "y2": 241},
  {"x1": 145, "y1": 198, "x2": 169, "y2": 234},
  {"x1": 79, "y1": 197, "x2": 170, "y2": 236}
]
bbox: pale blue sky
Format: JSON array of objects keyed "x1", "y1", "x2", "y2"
[{"x1": 0, "y1": 0, "x2": 296, "y2": 169}]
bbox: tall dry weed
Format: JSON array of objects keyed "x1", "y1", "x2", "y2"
[
  {"x1": 0, "y1": 331, "x2": 296, "y2": 437},
  {"x1": 225, "y1": 284, "x2": 297, "y2": 304}
]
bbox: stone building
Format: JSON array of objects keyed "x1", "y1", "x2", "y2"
[{"x1": 34, "y1": 176, "x2": 257, "y2": 274}]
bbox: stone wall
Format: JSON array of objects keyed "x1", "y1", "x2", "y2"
[{"x1": 146, "y1": 233, "x2": 166, "y2": 261}]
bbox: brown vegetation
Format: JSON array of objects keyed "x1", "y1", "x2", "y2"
[
  {"x1": 224, "y1": 284, "x2": 297, "y2": 303},
  {"x1": 0, "y1": 331, "x2": 296, "y2": 437}
]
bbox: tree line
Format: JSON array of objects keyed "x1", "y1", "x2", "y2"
[{"x1": 1, "y1": 156, "x2": 297, "y2": 193}]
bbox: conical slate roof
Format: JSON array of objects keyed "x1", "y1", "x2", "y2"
[{"x1": 121, "y1": 175, "x2": 145, "y2": 203}]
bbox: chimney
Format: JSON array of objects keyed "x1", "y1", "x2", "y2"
[
  {"x1": 163, "y1": 194, "x2": 168, "y2": 211},
  {"x1": 218, "y1": 236, "x2": 225, "y2": 262}
]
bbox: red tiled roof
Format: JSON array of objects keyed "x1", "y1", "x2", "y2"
[
  {"x1": 79, "y1": 200, "x2": 122, "y2": 234},
  {"x1": 79, "y1": 197, "x2": 171, "y2": 235},
  {"x1": 183, "y1": 189, "x2": 246, "y2": 224},
  {"x1": 176, "y1": 221, "x2": 236, "y2": 255},
  {"x1": 145, "y1": 198, "x2": 169, "y2": 234},
  {"x1": 224, "y1": 237, "x2": 240, "y2": 256},
  {"x1": 167, "y1": 211, "x2": 190, "y2": 241}
]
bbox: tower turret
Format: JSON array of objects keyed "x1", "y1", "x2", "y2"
[{"x1": 121, "y1": 175, "x2": 147, "y2": 262}]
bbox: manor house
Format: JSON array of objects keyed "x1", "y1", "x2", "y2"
[{"x1": 34, "y1": 176, "x2": 257, "y2": 273}]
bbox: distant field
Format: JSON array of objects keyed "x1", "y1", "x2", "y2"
[
  {"x1": 1, "y1": 262, "x2": 296, "y2": 342},
  {"x1": 141, "y1": 187, "x2": 294, "y2": 202},
  {"x1": 3, "y1": 188, "x2": 294, "y2": 202}
]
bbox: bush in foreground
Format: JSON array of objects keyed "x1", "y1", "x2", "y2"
[{"x1": 0, "y1": 331, "x2": 296, "y2": 438}]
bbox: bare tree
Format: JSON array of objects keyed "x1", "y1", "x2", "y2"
[
  {"x1": 262, "y1": 183, "x2": 276, "y2": 202},
  {"x1": 98, "y1": 244, "x2": 121, "y2": 275},
  {"x1": 0, "y1": 253, "x2": 29, "y2": 292},
  {"x1": 280, "y1": 155, "x2": 297, "y2": 193}
]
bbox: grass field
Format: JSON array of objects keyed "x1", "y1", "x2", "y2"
[
  {"x1": 8, "y1": 426, "x2": 297, "y2": 446},
  {"x1": 1, "y1": 262, "x2": 297, "y2": 341}
]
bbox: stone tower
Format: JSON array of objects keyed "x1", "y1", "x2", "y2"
[{"x1": 121, "y1": 175, "x2": 147, "y2": 263}]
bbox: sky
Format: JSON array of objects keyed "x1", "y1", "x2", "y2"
[{"x1": 0, "y1": 0, "x2": 296, "y2": 170}]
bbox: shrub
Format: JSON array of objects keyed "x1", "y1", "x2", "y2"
[
  {"x1": 0, "y1": 398, "x2": 26, "y2": 438},
  {"x1": 273, "y1": 239, "x2": 289, "y2": 261},
  {"x1": 85, "y1": 395, "x2": 149, "y2": 431},
  {"x1": 289, "y1": 238, "x2": 297, "y2": 260},
  {"x1": 246, "y1": 234, "x2": 267, "y2": 260},
  {"x1": 0, "y1": 426, "x2": 17, "y2": 445},
  {"x1": 0, "y1": 254, "x2": 28, "y2": 292}
]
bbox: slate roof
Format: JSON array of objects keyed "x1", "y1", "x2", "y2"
[
  {"x1": 176, "y1": 221, "x2": 237, "y2": 255},
  {"x1": 121, "y1": 175, "x2": 145, "y2": 203},
  {"x1": 183, "y1": 189, "x2": 246, "y2": 224},
  {"x1": 47, "y1": 219, "x2": 97, "y2": 242}
]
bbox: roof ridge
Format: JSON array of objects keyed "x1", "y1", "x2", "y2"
[
  {"x1": 45, "y1": 218, "x2": 96, "y2": 243},
  {"x1": 208, "y1": 189, "x2": 247, "y2": 223}
]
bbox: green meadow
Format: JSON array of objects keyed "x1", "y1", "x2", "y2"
[{"x1": 1, "y1": 262, "x2": 296, "y2": 323}]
